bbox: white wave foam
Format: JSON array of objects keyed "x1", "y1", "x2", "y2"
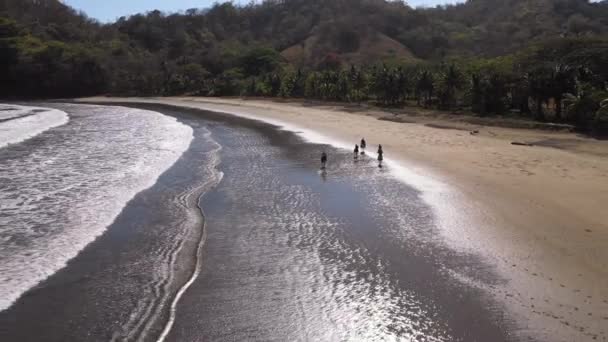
[
  {"x1": 0, "y1": 105, "x2": 29, "y2": 121},
  {"x1": 0, "y1": 104, "x2": 69, "y2": 149},
  {"x1": 0, "y1": 104, "x2": 193, "y2": 312}
]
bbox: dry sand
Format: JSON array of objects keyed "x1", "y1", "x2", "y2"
[{"x1": 80, "y1": 97, "x2": 608, "y2": 341}]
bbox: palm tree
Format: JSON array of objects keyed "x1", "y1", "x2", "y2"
[
  {"x1": 525, "y1": 70, "x2": 550, "y2": 121},
  {"x1": 416, "y1": 70, "x2": 434, "y2": 107},
  {"x1": 600, "y1": 93, "x2": 608, "y2": 111},
  {"x1": 486, "y1": 73, "x2": 508, "y2": 114},
  {"x1": 395, "y1": 67, "x2": 409, "y2": 103},
  {"x1": 562, "y1": 92, "x2": 581, "y2": 116},
  {"x1": 378, "y1": 65, "x2": 391, "y2": 105},
  {"x1": 439, "y1": 64, "x2": 464, "y2": 110},
  {"x1": 512, "y1": 75, "x2": 531, "y2": 115},
  {"x1": 548, "y1": 64, "x2": 575, "y2": 121},
  {"x1": 563, "y1": 81, "x2": 595, "y2": 125},
  {"x1": 348, "y1": 66, "x2": 366, "y2": 104},
  {"x1": 291, "y1": 69, "x2": 305, "y2": 97},
  {"x1": 471, "y1": 73, "x2": 485, "y2": 115},
  {"x1": 337, "y1": 70, "x2": 349, "y2": 101},
  {"x1": 305, "y1": 72, "x2": 320, "y2": 98},
  {"x1": 386, "y1": 70, "x2": 398, "y2": 105}
]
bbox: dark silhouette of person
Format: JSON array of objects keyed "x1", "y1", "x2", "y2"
[
  {"x1": 321, "y1": 151, "x2": 328, "y2": 168},
  {"x1": 378, "y1": 144, "x2": 383, "y2": 154},
  {"x1": 354, "y1": 144, "x2": 359, "y2": 157},
  {"x1": 377, "y1": 145, "x2": 384, "y2": 167},
  {"x1": 360, "y1": 138, "x2": 367, "y2": 150}
]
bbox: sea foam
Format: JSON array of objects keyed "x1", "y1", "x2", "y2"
[
  {"x1": 0, "y1": 104, "x2": 69, "y2": 149},
  {"x1": 0, "y1": 104, "x2": 193, "y2": 311}
]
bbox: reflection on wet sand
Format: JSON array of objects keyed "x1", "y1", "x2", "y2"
[{"x1": 166, "y1": 108, "x2": 513, "y2": 341}]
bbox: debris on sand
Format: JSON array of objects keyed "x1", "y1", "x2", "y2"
[{"x1": 511, "y1": 141, "x2": 534, "y2": 147}]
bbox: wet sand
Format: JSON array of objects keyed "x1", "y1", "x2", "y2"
[
  {"x1": 155, "y1": 104, "x2": 512, "y2": 341},
  {"x1": 79, "y1": 97, "x2": 608, "y2": 342},
  {"x1": 2, "y1": 103, "x2": 518, "y2": 341}
]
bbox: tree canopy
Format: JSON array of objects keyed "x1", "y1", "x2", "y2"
[{"x1": 1, "y1": 0, "x2": 608, "y2": 134}]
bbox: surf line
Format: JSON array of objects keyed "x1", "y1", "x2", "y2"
[
  {"x1": 156, "y1": 164, "x2": 222, "y2": 342},
  {"x1": 156, "y1": 207, "x2": 206, "y2": 342}
]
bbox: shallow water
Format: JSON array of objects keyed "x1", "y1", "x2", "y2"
[
  {"x1": 155, "y1": 105, "x2": 514, "y2": 341},
  {"x1": 0, "y1": 103, "x2": 516, "y2": 341}
]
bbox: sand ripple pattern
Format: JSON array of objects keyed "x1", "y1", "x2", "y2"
[{"x1": 116, "y1": 126, "x2": 223, "y2": 342}]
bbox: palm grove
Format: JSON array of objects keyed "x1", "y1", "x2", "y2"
[{"x1": 1, "y1": 0, "x2": 608, "y2": 134}]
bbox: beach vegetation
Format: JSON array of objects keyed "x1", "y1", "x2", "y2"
[{"x1": 2, "y1": 0, "x2": 608, "y2": 134}]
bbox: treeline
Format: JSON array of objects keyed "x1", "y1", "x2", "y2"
[
  {"x1": 0, "y1": 17, "x2": 106, "y2": 98},
  {"x1": 104, "y1": 39, "x2": 608, "y2": 135},
  {"x1": 1, "y1": 0, "x2": 608, "y2": 135}
]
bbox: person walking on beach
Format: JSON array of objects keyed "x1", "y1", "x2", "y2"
[
  {"x1": 377, "y1": 145, "x2": 384, "y2": 168},
  {"x1": 360, "y1": 138, "x2": 366, "y2": 154},
  {"x1": 354, "y1": 144, "x2": 359, "y2": 159},
  {"x1": 321, "y1": 151, "x2": 328, "y2": 169}
]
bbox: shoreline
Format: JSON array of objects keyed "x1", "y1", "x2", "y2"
[
  {"x1": 79, "y1": 97, "x2": 608, "y2": 341},
  {"x1": 0, "y1": 103, "x2": 221, "y2": 341},
  {"x1": 155, "y1": 171, "x2": 208, "y2": 342},
  {"x1": 156, "y1": 129, "x2": 223, "y2": 342},
  {"x1": 148, "y1": 103, "x2": 513, "y2": 341}
]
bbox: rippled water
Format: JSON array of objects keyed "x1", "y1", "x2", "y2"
[
  {"x1": 169, "y1": 111, "x2": 510, "y2": 341},
  {"x1": 0, "y1": 103, "x2": 192, "y2": 311}
]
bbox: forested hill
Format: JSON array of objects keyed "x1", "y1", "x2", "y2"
[
  {"x1": 2, "y1": 0, "x2": 607, "y2": 93},
  {"x1": 1, "y1": 0, "x2": 608, "y2": 133},
  {"x1": 4, "y1": 0, "x2": 608, "y2": 61}
]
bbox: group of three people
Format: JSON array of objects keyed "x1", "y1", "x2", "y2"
[{"x1": 320, "y1": 138, "x2": 384, "y2": 169}]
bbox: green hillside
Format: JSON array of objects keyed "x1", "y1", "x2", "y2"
[{"x1": 1, "y1": 0, "x2": 607, "y2": 133}]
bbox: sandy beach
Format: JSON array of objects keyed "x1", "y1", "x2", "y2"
[{"x1": 79, "y1": 97, "x2": 608, "y2": 341}]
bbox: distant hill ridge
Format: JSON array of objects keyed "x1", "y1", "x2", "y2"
[
  {"x1": 1, "y1": 0, "x2": 607, "y2": 101},
  {"x1": 2, "y1": 0, "x2": 607, "y2": 63}
]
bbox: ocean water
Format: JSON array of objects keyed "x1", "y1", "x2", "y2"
[
  {"x1": 0, "y1": 103, "x2": 193, "y2": 312},
  {"x1": 0, "y1": 103, "x2": 514, "y2": 341}
]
